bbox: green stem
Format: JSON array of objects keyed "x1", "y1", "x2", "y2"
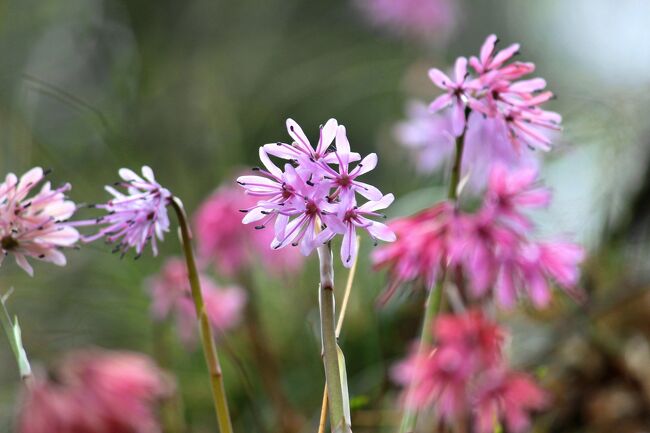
[
  {"x1": 170, "y1": 198, "x2": 234, "y2": 433},
  {"x1": 317, "y1": 242, "x2": 350, "y2": 433},
  {"x1": 398, "y1": 118, "x2": 468, "y2": 433},
  {"x1": 1, "y1": 290, "x2": 32, "y2": 382}
]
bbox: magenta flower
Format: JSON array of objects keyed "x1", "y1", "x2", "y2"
[
  {"x1": 76, "y1": 166, "x2": 172, "y2": 257},
  {"x1": 147, "y1": 257, "x2": 246, "y2": 345},
  {"x1": 374, "y1": 166, "x2": 584, "y2": 308},
  {"x1": 0, "y1": 167, "x2": 79, "y2": 276},
  {"x1": 468, "y1": 34, "x2": 521, "y2": 76},
  {"x1": 239, "y1": 118, "x2": 395, "y2": 267},
  {"x1": 355, "y1": 0, "x2": 458, "y2": 43},
  {"x1": 19, "y1": 350, "x2": 172, "y2": 433},
  {"x1": 392, "y1": 311, "x2": 503, "y2": 420},
  {"x1": 194, "y1": 185, "x2": 303, "y2": 276},
  {"x1": 473, "y1": 369, "x2": 548, "y2": 433}
]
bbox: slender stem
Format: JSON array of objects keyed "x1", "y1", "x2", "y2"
[
  {"x1": 170, "y1": 198, "x2": 234, "y2": 433},
  {"x1": 447, "y1": 132, "x2": 466, "y2": 202},
  {"x1": 318, "y1": 236, "x2": 360, "y2": 433},
  {"x1": 1, "y1": 289, "x2": 32, "y2": 383},
  {"x1": 317, "y1": 242, "x2": 349, "y2": 433},
  {"x1": 398, "y1": 116, "x2": 468, "y2": 433}
]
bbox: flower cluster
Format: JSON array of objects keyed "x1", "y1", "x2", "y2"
[
  {"x1": 19, "y1": 350, "x2": 172, "y2": 433},
  {"x1": 194, "y1": 185, "x2": 303, "y2": 276},
  {"x1": 0, "y1": 167, "x2": 79, "y2": 276},
  {"x1": 238, "y1": 118, "x2": 395, "y2": 267},
  {"x1": 373, "y1": 165, "x2": 584, "y2": 308},
  {"x1": 395, "y1": 34, "x2": 561, "y2": 187},
  {"x1": 76, "y1": 166, "x2": 172, "y2": 257},
  {"x1": 147, "y1": 258, "x2": 246, "y2": 345},
  {"x1": 393, "y1": 310, "x2": 547, "y2": 433}
]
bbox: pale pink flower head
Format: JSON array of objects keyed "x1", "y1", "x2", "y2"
[
  {"x1": 239, "y1": 118, "x2": 394, "y2": 267},
  {"x1": 355, "y1": 0, "x2": 458, "y2": 43},
  {"x1": 147, "y1": 257, "x2": 246, "y2": 345},
  {"x1": 194, "y1": 185, "x2": 303, "y2": 276},
  {"x1": 473, "y1": 369, "x2": 548, "y2": 433},
  {"x1": 394, "y1": 102, "x2": 540, "y2": 190},
  {"x1": 76, "y1": 166, "x2": 172, "y2": 257},
  {"x1": 423, "y1": 34, "x2": 562, "y2": 170},
  {"x1": 0, "y1": 167, "x2": 79, "y2": 276},
  {"x1": 19, "y1": 350, "x2": 172, "y2": 433}
]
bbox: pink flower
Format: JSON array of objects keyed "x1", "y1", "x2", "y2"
[
  {"x1": 238, "y1": 118, "x2": 394, "y2": 267},
  {"x1": 355, "y1": 0, "x2": 458, "y2": 43},
  {"x1": 76, "y1": 166, "x2": 172, "y2": 257},
  {"x1": 194, "y1": 185, "x2": 303, "y2": 276},
  {"x1": 0, "y1": 167, "x2": 79, "y2": 276},
  {"x1": 318, "y1": 193, "x2": 396, "y2": 266},
  {"x1": 19, "y1": 350, "x2": 171, "y2": 433},
  {"x1": 473, "y1": 369, "x2": 548, "y2": 433},
  {"x1": 147, "y1": 258, "x2": 246, "y2": 345},
  {"x1": 372, "y1": 202, "x2": 460, "y2": 303},
  {"x1": 374, "y1": 166, "x2": 584, "y2": 308},
  {"x1": 393, "y1": 311, "x2": 547, "y2": 430},
  {"x1": 393, "y1": 310, "x2": 504, "y2": 422},
  {"x1": 428, "y1": 57, "x2": 480, "y2": 136},
  {"x1": 419, "y1": 34, "x2": 562, "y2": 169}
]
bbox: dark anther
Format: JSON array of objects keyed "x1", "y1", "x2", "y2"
[{"x1": 255, "y1": 225, "x2": 265, "y2": 230}]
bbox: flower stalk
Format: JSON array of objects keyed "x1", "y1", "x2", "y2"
[
  {"x1": 398, "y1": 115, "x2": 468, "y2": 433},
  {"x1": 0, "y1": 288, "x2": 32, "y2": 383},
  {"x1": 170, "y1": 198, "x2": 233, "y2": 433},
  {"x1": 318, "y1": 241, "x2": 352, "y2": 433}
]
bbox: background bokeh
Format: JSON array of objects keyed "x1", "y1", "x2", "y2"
[{"x1": 1, "y1": 0, "x2": 650, "y2": 432}]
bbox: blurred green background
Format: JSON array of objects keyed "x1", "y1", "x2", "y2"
[{"x1": 1, "y1": 0, "x2": 650, "y2": 432}]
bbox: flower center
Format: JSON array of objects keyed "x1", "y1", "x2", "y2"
[
  {"x1": 305, "y1": 201, "x2": 319, "y2": 216},
  {"x1": 337, "y1": 175, "x2": 351, "y2": 187},
  {"x1": 1, "y1": 235, "x2": 19, "y2": 251}
]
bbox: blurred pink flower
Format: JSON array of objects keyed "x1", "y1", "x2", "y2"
[
  {"x1": 356, "y1": 0, "x2": 458, "y2": 43},
  {"x1": 19, "y1": 350, "x2": 171, "y2": 433},
  {"x1": 473, "y1": 369, "x2": 548, "y2": 433},
  {"x1": 392, "y1": 311, "x2": 503, "y2": 420},
  {"x1": 393, "y1": 311, "x2": 547, "y2": 429},
  {"x1": 374, "y1": 166, "x2": 584, "y2": 308},
  {"x1": 147, "y1": 257, "x2": 246, "y2": 345},
  {"x1": 194, "y1": 185, "x2": 304, "y2": 276},
  {"x1": 371, "y1": 201, "x2": 459, "y2": 304},
  {"x1": 75, "y1": 166, "x2": 172, "y2": 257},
  {"x1": 0, "y1": 167, "x2": 79, "y2": 276}
]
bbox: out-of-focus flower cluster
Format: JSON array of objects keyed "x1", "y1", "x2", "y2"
[
  {"x1": 0, "y1": 167, "x2": 79, "y2": 276},
  {"x1": 194, "y1": 186, "x2": 303, "y2": 277},
  {"x1": 19, "y1": 350, "x2": 172, "y2": 433},
  {"x1": 373, "y1": 165, "x2": 584, "y2": 307},
  {"x1": 147, "y1": 257, "x2": 246, "y2": 345},
  {"x1": 355, "y1": 0, "x2": 458, "y2": 43},
  {"x1": 238, "y1": 118, "x2": 395, "y2": 267},
  {"x1": 393, "y1": 310, "x2": 547, "y2": 433},
  {"x1": 396, "y1": 34, "x2": 561, "y2": 188}
]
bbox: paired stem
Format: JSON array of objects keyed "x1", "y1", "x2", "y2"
[
  {"x1": 170, "y1": 198, "x2": 233, "y2": 433},
  {"x1": 317, "y1": 242, "x2": 351, "y2": 433},
  {"x1": 318, "y1": 237, "x2": 360, "y2": 433},
  {"x1": 398, "y1": 118, "x2": 468, "y2": 433}
]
